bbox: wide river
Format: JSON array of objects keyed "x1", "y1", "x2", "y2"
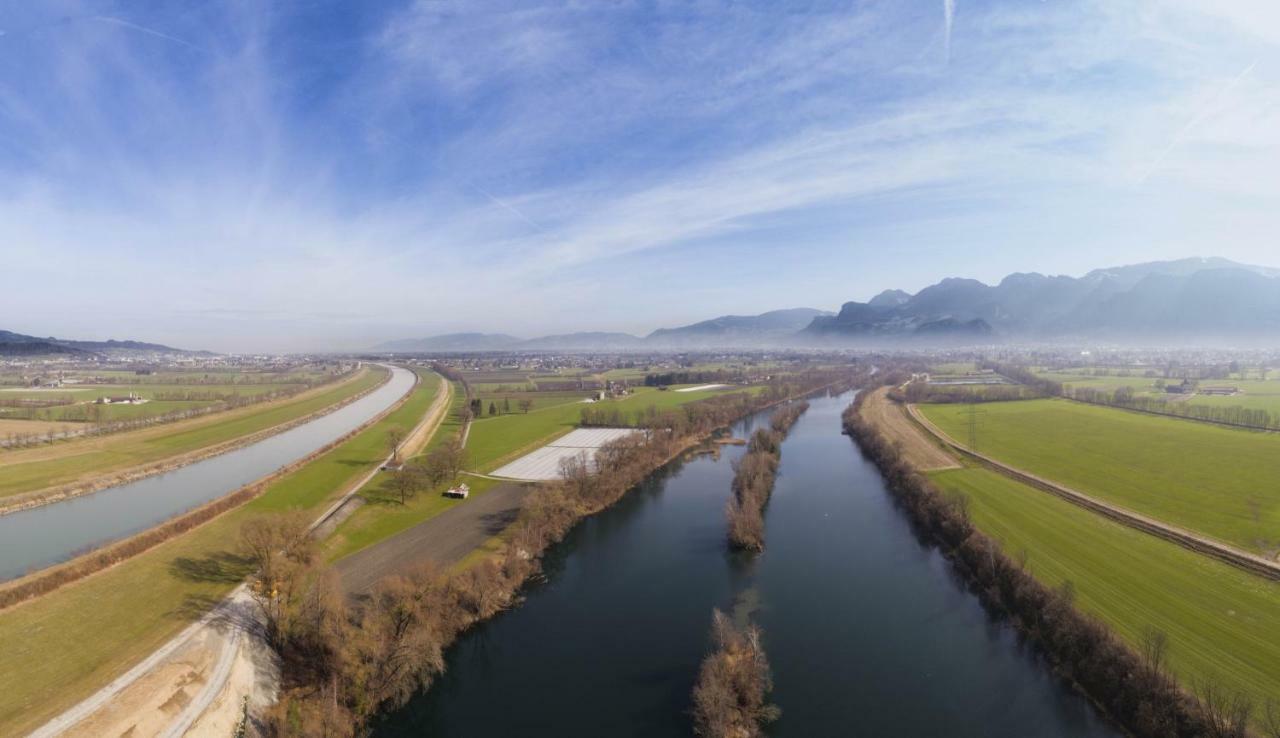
[
  {"x1": 0, "y1": 364, "x2": 416, "y2": 581},
  {"x1": 377, "y1": 390, "x2": 1120, "y2": 737}
]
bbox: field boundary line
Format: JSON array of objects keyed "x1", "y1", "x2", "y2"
[{"x1": 906, "y1": 403, "x2": 1280, "y2": 581}]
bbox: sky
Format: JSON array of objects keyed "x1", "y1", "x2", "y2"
[{"x1": 1, "y1": 0, "x2": 1278, "y2": 352}]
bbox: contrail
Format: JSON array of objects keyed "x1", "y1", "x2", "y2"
[
  {"x1": 93, "y1": 16, "x2": 205, "y2": 53},
  {"x1": 470, "y1": 183, "x2": 544, "y2": 231},
  {"x1": 1137, "y1": 59, "x2": 1258, "y2": 185},
  {"x1": 943, "y1": 0, "x2": 956, "y2": 63}
]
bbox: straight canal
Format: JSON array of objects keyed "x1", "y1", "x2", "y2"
[{"x1": 0, "y1": 364, "x2": 416, "y2": 581}]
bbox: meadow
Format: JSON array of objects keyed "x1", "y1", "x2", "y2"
[
  {"x1": 465, "y1": 384, "x2": 757, "y2": 471},
  {"x1": 1036, "y1": 370, "x2": 1280, "y2": 416},
  {"x1": 919, "y1": 399, "x2": 1280, "y2": 554},
  {"x1": 933, "y1": 467, "x2": 1280, "y2": 717},
  {"x1": 0, "y1": 367, "x2": 441, "y2": 736},
  {"x1": 0, "y1": 367, "x2": 385, "y2": 500}
]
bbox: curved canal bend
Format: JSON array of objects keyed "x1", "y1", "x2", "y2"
[
  {"x1": 0, "y1": 364, "x2": 417, "y2": 581},
  {"x1": 378, "y1": 390, "x2": 1120, "y2": 737}
]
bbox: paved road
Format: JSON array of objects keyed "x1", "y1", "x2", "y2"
[{"x1": 336, "y1": 482, "x2": 531, "y2": 596}]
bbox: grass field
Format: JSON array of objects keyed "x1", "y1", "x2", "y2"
[
  {"x1": 0, "y1": 367, "x2": 440, "y2": 736},
  {"x1": 933, "y1": 467, "x2": 1280, "y2": 716},
  {"x1": 325, "y1": 476, "x2": 501, "y2": 561},
  {"x1": 919, "y1": 399, "x2": 1280, "y2": 555},
  {"x1": 465, "y1": 384, "x2": 756, "y2": 472},
  {"x1": 1037, "y1": 371, "x2": 1280, "y2": 416},
  {"x1": 0, "y1": 368, "x2": 385, "y2": 501},
  {"x1": 0, "y1": 370, "x2": 337, "y2": 424}
]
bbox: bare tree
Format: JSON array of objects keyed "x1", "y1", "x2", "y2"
[
  {"x1": 386, "y1": 426, "x2": 406, "y2": 465},
  {"x1": 518, "y1": 398, "x2": 533, "y2": 414}
]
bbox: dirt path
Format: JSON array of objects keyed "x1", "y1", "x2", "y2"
[
  {"x1": 907, "y1": 404, "x2": 1280, "y2": 581},
  {"x1": 336, "y1": 482, "x2": 531, "y2": 596},
  {"x1": 859, "y1": 388, "x2": 960, "y2": 471}
]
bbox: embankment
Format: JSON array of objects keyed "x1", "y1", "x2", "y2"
[{"x1": 843, "y1": 389, "x2": 1220, "y2": 738}]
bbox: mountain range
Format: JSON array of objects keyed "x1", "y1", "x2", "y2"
[
  {"x1": 377, "y1": 258, "x2": 1280, "y2": 351},
  {"x1": 0, "y1": 330, "x2": 203, "y2": 358}
]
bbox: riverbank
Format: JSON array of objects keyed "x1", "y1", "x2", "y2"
[
  {"x1": 261, "y1": 372, "x2": 860, "y2": 734},
  {"x1": 843, "y1": 385, "x2": 1219, "y2": 737},
  {"x1": 0, "y1": 366, "x2": 385, "y2": 515}
]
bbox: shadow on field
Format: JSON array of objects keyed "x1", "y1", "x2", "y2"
[{"x1": 170, "y1": 551, "x2": 255, "y2": 584}]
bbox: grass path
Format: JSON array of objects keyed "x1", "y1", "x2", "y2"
[
  {"x1": 918, "y1": 399, "x2": 1280, "y2": 555},
  {"x1": 933, "y1": 467, "x2": 1280, "y2": 717},
  {"x1": 0, "y1": 368, "x2": 439, "y2": 736},
  {"x1": 0, "y1": 367, "x2": 383, "y2": 501}
]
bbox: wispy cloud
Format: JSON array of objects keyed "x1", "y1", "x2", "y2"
[{"x1": 0, "y1": 0, "x2": 1277, "y2": 350}]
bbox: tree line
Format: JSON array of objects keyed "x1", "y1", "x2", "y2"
[
  {"x1": 691, "y1": 609, "x2": 779, "y2": 738},
  {"x1": 254, "y1": 369, "x2": 863, "y2": 735},
  {"x1": 843, "y1": 386, "x2": 1270, "y2": 738},
  {"x1": 726, "y1": 402, "x2": 808, "y2": 552},
  {"x1": 1065, "y1": 385, "x2": 1280, "y2": 432}
]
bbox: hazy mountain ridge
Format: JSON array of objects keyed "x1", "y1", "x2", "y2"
[
  {"x1": 375, "y1": 308, "x2": 831, "y2": 352},
  {"x1": 804, "y1": 257, "x2": 1280, "y2": 343},
  {"x1": 0, "y1": 330, "x2": 203, "y2": 357},
  {"x1": 374, "y1": 259, "x2": 1280, "y2": 351}
]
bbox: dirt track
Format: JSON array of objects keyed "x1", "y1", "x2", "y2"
[
  {"x1": 859, "y1": 387, "x2": 960, "y2": 471},
  {"x1": 336, "y1": 482, "x2": 531, "y2": 596}
]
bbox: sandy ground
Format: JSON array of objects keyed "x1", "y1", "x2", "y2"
[
  {"x1": 337, "y1": 482, "x2": 530, "y2": 596},
  {"x1": 859, "y1": 387, "x2": 960, "y2": 471}
]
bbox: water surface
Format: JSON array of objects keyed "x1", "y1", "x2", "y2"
[
  {"x1": 378, "y1": 391, "x2": 1118, "y2": 737},
  {"x1": 0, "y1": 365, "x2": 415, "y2": 581}
]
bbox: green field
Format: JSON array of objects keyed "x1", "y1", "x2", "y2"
[
  {"x1": 1036, "y1": 371, "x2": 1280, "y2": 417},
  {"x1": 0, "y1": 368, "x2": 387, "y2": 500},
  {"x1": 933, "y1": 467, "x2": 1280, "y2": 716},
  {"x1": 466, "y1": 384, "x2": 757, "y2": 471},
  {"x1": 0, "y1": 367, "x2": 441, "y2": 736},
  {"x1": 0, "y1": 369, "x2": 337, "y2": 424},
  {"x1": 919, "y1": 399, "x2": 1280, "y2": 555}
]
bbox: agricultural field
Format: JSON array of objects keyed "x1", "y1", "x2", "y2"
[
  {"x1": 0, "y1": 366, "x2": 441, "y2": 737},
  {"x1": 0, "y1": 367, "x2": 338, "y2": 425},
  {"x1": 0, "y1": 367, "x2": 385, "y2": 501},
  {"x1": 933, "y1": 467, "x2": 1280, "y2": 718},
  {"x1": 466, "y1": 384, "x2": 757, "y2": 472},
  {"x1": 1036, "y1": 370, "x2": 1280, "y2": 416},
  {"x1": 918, "y1": 399, "x2": 1280, "y2": 555}
]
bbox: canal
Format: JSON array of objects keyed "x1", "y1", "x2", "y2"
[{"x1": 0, "y1": 364, "x2": 416, "y2": 581}]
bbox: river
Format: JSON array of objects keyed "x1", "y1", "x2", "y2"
[
  {"x1": 376, "y1": 390, "x2": 1119, "y2": 737},
  {"x1": 0, "y1": 364, "x2": 416, "y2": 582}
]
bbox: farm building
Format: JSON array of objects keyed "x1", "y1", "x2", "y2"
[
  {"x1": 1199, "y1": 386, "x2": 1240, "y2": 396},
  {"x1": 96, "y1": 392, "x2": 146, "y2": 405}
]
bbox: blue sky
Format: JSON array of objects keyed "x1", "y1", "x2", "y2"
[{"x1": 2, "y1": 0, "x2": 1278, "y2": 351}]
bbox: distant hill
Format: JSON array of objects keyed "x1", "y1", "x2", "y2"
[
  {"x1": 0, "y1": 330, "x2": 204, "y2": 357},
  {"x1": 517, "y1": 332, "x2": 643, "y2": 350},
  {"x1": 373, "y1": 333, "x2": 523, "y2": 352},
  {"x1": 645, "y1": 308, "x2": 833, "y2": 347},
  {"x1": 802, "y1": 257, "x2": 1280, "y2": 344}
]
